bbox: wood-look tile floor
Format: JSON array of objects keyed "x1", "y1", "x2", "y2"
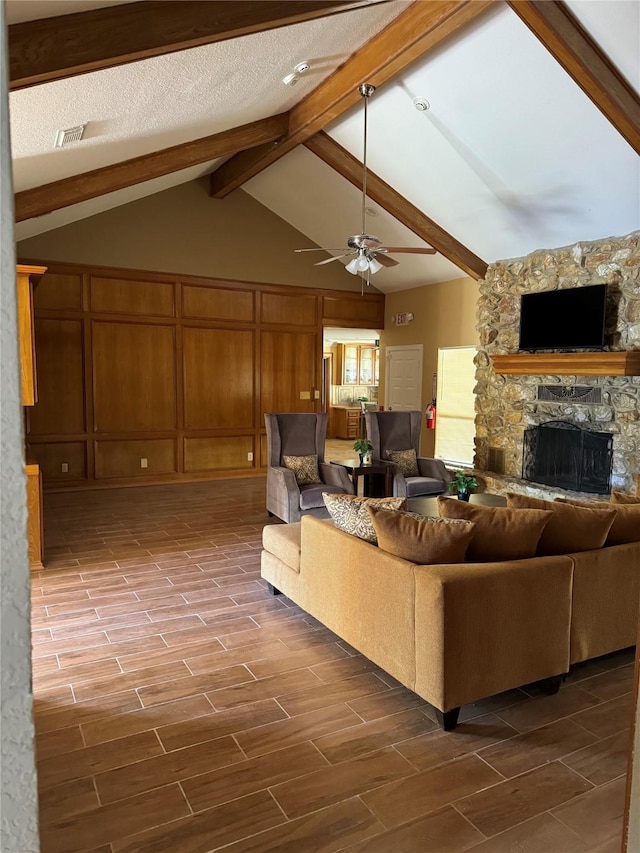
[{"x1": 32, "y1": 478, "x2": 636, "y2": 853}]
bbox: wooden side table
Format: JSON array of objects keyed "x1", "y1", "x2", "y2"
[{"x1": 331, "y1": 458, "x2": 395, "y2": 497}]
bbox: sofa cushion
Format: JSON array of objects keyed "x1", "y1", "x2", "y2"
[
  {"x1": 405, "y1": 476, "x2": 447, "y2": 497},
  {"x1": 299, "y1": 483, "x2": 343, "y2": 510},
  {"x1": 437, "y1": 497, "x2": 552, "y2": 562},
  {"x1": 282, "y1": 454, "x2": 321, "y2": 485},
  {"x1": 368, "y1": 506, "x2": 475, "y2": 564},
  {"x1": 611, "y1": 491, "x2": 640, "y2": 505},
  {"x1": 262, "y1": 522, "x2": 302, "y2": 573},
  {"x1": 556, "y1": 497, "x2": 640, "y2": 546},
  {"x1": 323, "y1": 494, "x2": 407, "y2": 544},
  {"x1": 506, "y1": 493, "x2": 616, "y2": 555},
  {"x1": 386, "y1": 448, "x2": 419, "y2": 477}
]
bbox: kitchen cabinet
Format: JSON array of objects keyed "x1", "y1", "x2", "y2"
[
  {"x1": 331, "y1": 407, "x2": 362, "y2": 439},
  {"x1": 335, "y1": 344, "x2": 379, "y2": 385}
]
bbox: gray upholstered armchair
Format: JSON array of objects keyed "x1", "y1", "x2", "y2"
[
  {"x1": 265, "y1": 413, "x2": 355, "y2": 523},
  {"x1": 365, "y1": 410, "x2": 452, "y2": 498}
]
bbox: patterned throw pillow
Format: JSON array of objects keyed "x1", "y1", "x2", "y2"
[
  {"x1": 323, "y1": 494, "x2": 407, "y2": 544},
  {"x1": 368, "y1": 506, "x2": 475, "y2": 564},
  {"x1": 386, "y1": 448, "x2": 419, "y2": 477},
  {"x1": 282, "y1": 454, "x2": 321, "y2": 485}
]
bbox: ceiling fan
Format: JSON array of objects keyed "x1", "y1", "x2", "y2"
[{"x1": 295, "y1": 83, "x2": 436, "y2": 284}]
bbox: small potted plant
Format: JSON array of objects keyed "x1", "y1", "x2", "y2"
[
  {"x1": 353, "y1": 437, "x2": 373, "y2": 465},
  {"x1": 448, "y1": 471, "x2": 478, "y2": 501},
  {"x1": 357, "y1": 395, "x2": 369, "y2": 413}
]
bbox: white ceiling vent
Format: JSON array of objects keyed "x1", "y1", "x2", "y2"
[{"x1": 54, "y1": 124, "x2": 86, "y2": 149}]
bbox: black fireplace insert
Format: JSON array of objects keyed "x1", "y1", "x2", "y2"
[{"x1": 522, "y1": 420, "x2": 613, "y2": 495}]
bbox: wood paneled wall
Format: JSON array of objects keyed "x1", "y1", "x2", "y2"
[{"x1": 25, "y1": 262, "x2": 384, "y2": 489}]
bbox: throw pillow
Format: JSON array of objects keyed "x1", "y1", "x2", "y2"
[
  {"x1": 611, "y1": 491, "x2": 640, "y2": 505},
  {"x1": 506, "y1": 493, "x2": 616, "y2": 555},
  {"x1": 368, "y1": 506, "x2": 475, "y2": 564},
  {"x1": 437, "y1": 496, "x2": 552, "y2": 562},
  {"x1": 282, "y1": 454, "x2": 321, "y2": 486},
  {"x1": 556, "y1": 497, "x2": 640, "y2": 546},
  {"x1": 323, "y1": 494, "x2": 407, "y2": 544},
  {"x1": 386, "y1": 448, "x2": 419, "y2": 477}
]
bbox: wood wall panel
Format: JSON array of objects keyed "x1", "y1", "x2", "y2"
[
  {"x1": 92, "y1": 321, "x2": 176, "y2": 432},
  {"x1": 322, "y1": 293, "x2": 384, "y2": 327},
  {"x1": 183, "y1": 327, "x2": 254, "y2": 429},
  {"x1": 182, "y1": 285, "x2": 254, "y2": 322},
  {"x1": 34, "y1": 272, "x2": 83, "y2": 311},
  {"x1": 29, "y1": 318, "x2": 85, "y2": 435},
  {"x1": 90, "y1": 276, "x2": 175, "y2": 316},
  {"x1": 184, "y1": 436, "x2": 253, "y2": 472},
  {"x1": 25, "y1": 259, "x2": 385, "y2": 489},
  {"x1": 31, "y1": 442, "x2": 87, "y2": 481},
  {"x1": 261, "y1": 291, "x2": 317, "y2": 326},
  {"x1": 261, "y1": 330, "x2": 318, "y2": 414},
  {"x1": 95, "y1": 439, "x2": 176, "y2": 479}
]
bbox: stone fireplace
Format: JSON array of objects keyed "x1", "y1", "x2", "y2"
[{"x1": 473, "y1": 230, "x2": 640, "y2": 499}]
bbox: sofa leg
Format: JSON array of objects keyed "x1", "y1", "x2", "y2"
[
  {"x1": 267, "y1": 583, "x2": 282, "y2": 596},
  {"x1": 538, "y1": 674, "x2": 563, "y2": 695},
  {"x1": 434, "y1": 707, "x2": 461, "y2": 731}
]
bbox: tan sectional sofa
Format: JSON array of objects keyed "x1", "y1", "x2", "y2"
[{"x1": 261, "y1": 516, "x2": 640, "y2": 730}]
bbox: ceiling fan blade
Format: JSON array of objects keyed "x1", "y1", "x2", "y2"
[
  {"x1": 373, "y1": 253, "x2": 400, "y2": 268},
  {"x1": 377, "y1": 247, "x2": 437, "y2": 255},
  {"x1": 294, "y1": 247, "x2": 350, "y2": 253},
  {"x1": 314, "y1": 254, "x2": 352, "y2": 266}
]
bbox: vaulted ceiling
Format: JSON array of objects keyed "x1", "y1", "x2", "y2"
[{"x1": 7, "y1": 0, "x2": 640, "y2": 293}]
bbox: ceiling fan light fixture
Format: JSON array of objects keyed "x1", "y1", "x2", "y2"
[
  {"x1": 345, "y1": 258, "x2": 360, "y2": 274},
  {"x1": 368, "y1": 257, "x2": 383, "y2": 274}
]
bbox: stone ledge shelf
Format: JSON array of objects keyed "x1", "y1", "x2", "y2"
[{"x1": 491, "y1": 352, "x2": 640, "y2": 376}]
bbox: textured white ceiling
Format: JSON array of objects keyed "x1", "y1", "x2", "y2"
[{"x1": 8, "y1": 0, "x2": 640, "y2": 293}]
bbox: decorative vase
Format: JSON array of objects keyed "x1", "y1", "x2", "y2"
[
  {"x1": 457, "y1": 492, "x2": 470, "y2": 501},
  {"x1": 363, "y1": 450, "x2": 372, "y2": 465}
]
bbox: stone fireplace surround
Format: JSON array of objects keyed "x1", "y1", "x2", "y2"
[{"x1": 473, "y1": 230, "x2": 640, "y2": 500}]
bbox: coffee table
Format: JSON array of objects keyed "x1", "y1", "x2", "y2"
[
  {"x1": 408, "y1": 492, "x2": 507, "y2": 517},
  {"x1": 331, "y1": 458, "x2": 395, "y2": 497}
]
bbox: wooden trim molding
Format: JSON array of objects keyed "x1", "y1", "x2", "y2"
[{"x1": 491, "y1": 351, "x2": 640, "y2": 376}]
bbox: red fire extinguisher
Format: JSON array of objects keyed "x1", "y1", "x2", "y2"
[{"x1": 426, "y1": 400, "x2": 437, "y2": 430}]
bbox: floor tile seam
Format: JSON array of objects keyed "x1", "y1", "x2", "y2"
[{"x1": 557, "y1": 752, "x2": 620, "y2": 788}]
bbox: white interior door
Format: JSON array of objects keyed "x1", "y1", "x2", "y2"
[{"x1": 384, "y1": 345, "x2": 423, "y2": 411}]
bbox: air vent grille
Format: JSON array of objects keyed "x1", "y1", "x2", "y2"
[
  {"x1": 538, "y1": 385, "x2": 601, "y2": 404},
  {"x1": 54, "y1": 124, "x2": 86, "y2": 149}
]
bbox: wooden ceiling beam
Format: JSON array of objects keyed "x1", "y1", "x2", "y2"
[
  {"x1": 305, "y1": 131, "x2": 488, "y2": 280},
  {"x1": 209, "y1": 0, "x2": 496, "y2": 198},
  {"x1": 14, "y1": 113, "x2": 288, "y2": 222},
  {"x1": 507, "y1": 0, "x2": 640, "y2": 154},
  {"x1": 9, "y1": 0, "x2": 387, "y2": 90}
]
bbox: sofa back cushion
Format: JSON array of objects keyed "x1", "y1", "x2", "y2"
[
  {"x1": 555, "y1": 497, "x2": 640, "y2": 546},
  {"x1": 368, "y1": 506, "x2": 475, "y2": 564},
  {"x1": 610, "y1": 491, "x2": 640, "y2": 505},
  {"x1": 437, "y1": 497, "x2": 552, "y2": 562},
  {"x1": 506, "y1": 493, "x2": 616, "y2": 555},
  {"x1": 323, "y1": 494, "x2": 407, "y2": 544}
]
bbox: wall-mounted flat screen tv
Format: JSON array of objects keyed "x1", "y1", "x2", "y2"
[{"x1": 518, "y1": 284, "x2": 608, "y2": 352}]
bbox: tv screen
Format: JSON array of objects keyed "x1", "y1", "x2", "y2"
[{"x1": 518, "y1": 284, "x2": 608, "y2": 352}]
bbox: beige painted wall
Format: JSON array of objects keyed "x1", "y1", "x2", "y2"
[
  {"x1": 379, "y1": 276, "x2": 479, "y2": 457},
  {"x1": 17, "y1": 179, "x2": 376, "y2": 294}
]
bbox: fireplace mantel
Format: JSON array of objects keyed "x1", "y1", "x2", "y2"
[{"x1": 491, "y1": 351, "x2": 640, "y2": 376}]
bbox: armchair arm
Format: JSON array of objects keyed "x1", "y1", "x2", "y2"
[
  {"x1": 266, "y1": 466, "x2": 301, "y2": 523},
  {"x1": 319, "y1": 462, "x2": 355, "y2": 494},
  {"x1": 417, "y1": 457, "x2": 453, "y2": 491}
]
